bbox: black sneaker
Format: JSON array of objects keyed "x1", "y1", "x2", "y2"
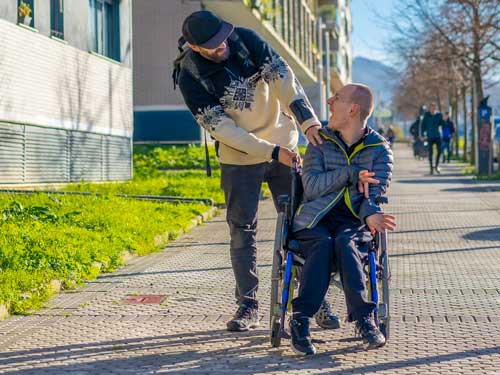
[
  {"x1": 226, "y1": 304, "x2": 259, "y2": 332},
  {"x1": 289, "y1": 316, "x2": 316, "y2": 356},
  {"x1": 314, "y1": 300, "x2": 341, "y2": 329},
  {"x1": 355, "y1": 316, "x2": 386, "y2": 349}
]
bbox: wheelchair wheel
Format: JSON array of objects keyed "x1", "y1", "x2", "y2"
[
  {"x1": 379, "y1": 319, "x2": 390, "y2": 339},
  {"x1": 270, "y1": 315, "x2": 282, "y2": 348},
  {"x1": 378, "y1": 231, "x2": 390, "y2": 340},
  {"x1": 270, "y1": 212, "x2": 286, "y2": 346}
]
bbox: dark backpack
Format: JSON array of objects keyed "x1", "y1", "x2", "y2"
[{"x1": 171, "y1": 31, "x2": 257, "y2": 176}]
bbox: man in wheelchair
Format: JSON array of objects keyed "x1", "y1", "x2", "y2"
[{"x1": 289, "y1": 83, "x2": 395, "y2": 355}]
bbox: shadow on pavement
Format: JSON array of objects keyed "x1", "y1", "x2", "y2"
[
  {"x1": 396, "y1": 178, "x2": 472, "y2": 185},
  {"x1": 0, "y1": 327, "x2": 498, "y2": 375},
  {"x1": 0, "y1": 329, "x2": 346, "y2": 374},
  {"x1": 441, "y1": 186, "x2": 500, "y2": 193},
  {"x1": 463, "y1": 227, "x2": 500, "y2": 241},
  {"x1": 390, "y1": 244, "x2": 499, "y2": 258},
  {"x1": 96, "y1": 263, "x2": 272, "y2": 279},
  {"x1": 391, "y1": 224, "x2": 499, "y2": 235}
]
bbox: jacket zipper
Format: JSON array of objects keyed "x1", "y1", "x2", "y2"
[
  {"x1": 306, "y1": 187, "x2": 346, "y2": 229},
  {"x1": 304, "y1": 132, "x2": 384, "y2": 224}
]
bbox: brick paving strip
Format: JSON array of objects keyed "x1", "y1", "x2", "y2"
[{"x1": 0, "y1": 144, "x2": 499, "y2": 374}]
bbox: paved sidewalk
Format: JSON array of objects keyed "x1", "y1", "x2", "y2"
[{"x1": 1, "y1": 144, "x2": 500, "y2": 374}]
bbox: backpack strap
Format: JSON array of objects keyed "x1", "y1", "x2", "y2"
[
  {"x1": 173, "y1": 49, "x2": 218, "y2": 98},
  {"x1": 228, "y1": 31, "x2": 256, "y2": 69}
]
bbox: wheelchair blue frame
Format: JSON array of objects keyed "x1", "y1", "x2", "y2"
[{"x1": 269, "y1": 162, "x2": 391, "y2": 348}]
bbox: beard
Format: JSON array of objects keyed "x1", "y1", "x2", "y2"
[{"x1": 201, "y1": 46, "x2": 230, "y2": 63}]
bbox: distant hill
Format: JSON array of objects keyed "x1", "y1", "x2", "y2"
[{"x1": 352, "y1": 56, "x2": 398, "y2": 108}]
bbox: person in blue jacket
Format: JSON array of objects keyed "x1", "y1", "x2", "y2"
[
  {"x1": 290, "y1": 83, "x2": 396, "y2": 355},
  {"x1": 420, "y1": 102, "x2": 445, "y2": 174}
]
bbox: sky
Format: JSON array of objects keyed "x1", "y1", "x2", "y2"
[{"x1": 350, "y1": 0, "x2": 398, "y2": 65}]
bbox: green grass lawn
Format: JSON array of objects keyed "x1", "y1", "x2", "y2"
[
  {"x1": 1, "y1": 143, "x2": 286, "y2": 316},
  {"x1": 0, "y1": 144, "x2": 224, "y2": 316},
  {"x1": 0, "y1": 193, "x2": 209, "y2": 314}
]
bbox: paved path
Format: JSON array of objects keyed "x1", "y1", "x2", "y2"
[{"x1": 1, "y1": 144, "x2": 500, "y2": 374}]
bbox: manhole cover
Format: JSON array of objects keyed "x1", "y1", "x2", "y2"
[{"x1": 121, "y1": 295, "x2": 166, "y2": 304}]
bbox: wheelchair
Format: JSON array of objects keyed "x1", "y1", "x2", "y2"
[{"x1": 269, "y1": 160, "x2": 391, "y2": 348}]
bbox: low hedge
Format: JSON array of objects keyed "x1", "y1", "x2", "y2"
[{"x1": 65, "y1": 170, "x2": 225, "y2": 205}]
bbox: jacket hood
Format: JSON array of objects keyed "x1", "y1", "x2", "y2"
[{"x1": 319, "y1": 126, "x2": 386, "y2": 147}]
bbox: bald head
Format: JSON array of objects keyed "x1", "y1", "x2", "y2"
[{"x1": 346, "y1": 83, "x2": 374, "y2": 123}]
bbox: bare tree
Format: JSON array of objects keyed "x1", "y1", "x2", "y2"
[{"x1": 387, "y1": 0, "x2": 500, "y2": 163}]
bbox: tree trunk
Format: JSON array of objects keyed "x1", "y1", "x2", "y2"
[
  {"x1": 472, "y1": 5, "x2": 484, "y2": 104},
  {"x1": 462, "y1": 86, "x2": 468, "y2": 162},
  {"x1": 452, "y1": 88, "x2": 459, "y2": 157},
  {"x1": 471, "y1": 76, "x2": 477, "y2": 166}
]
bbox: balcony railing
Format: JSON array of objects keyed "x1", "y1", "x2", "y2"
[{"x1": 246, "y1": 0, "x2": 318, "y2": 75}]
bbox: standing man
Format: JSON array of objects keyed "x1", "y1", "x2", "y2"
[
  {"x1": 441, "y1": 112, "x2": 455, "y2": 163},
  {"x1": 421, "y1": 102, "x2": 445, "y2": 174},
  {"x1": 174, "y1": 11, "x2": 339, "y2": 332}
]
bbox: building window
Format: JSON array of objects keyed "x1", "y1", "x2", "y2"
[
  {"x1": 89, "y1": 0, "x2": 120, "y2": 61},
  {"x1": 18, "y1": 0, "x2": 34, "y2": 28},
  {"x1": 51, "y1": 0, "x2": 64, "y2": 39}
]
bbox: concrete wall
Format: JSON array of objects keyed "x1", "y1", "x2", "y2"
[
  {"x1": 0, "y1": 17, "x2": 132, "y2": 136},
  {"x1": 0, "y1": 1, "x2": 133, "y2": 137},
  {"x1": 64, "y1": 0, "x2": 91, "y2": 52},
  {"x1": 120, "y1": 0, "x2": 133, "y2": 67},
  {"x1": 337, "y1": 0, "x2": 351, "y2": 83},
  {"x1": 0, "y1": 0, "x2": 16, "y2": 23},
  {"x1": 133, "y1": 0, "x2": 200, "y2": 108},
  {"x1": 0, "y1": 0, "x2": 133, "y2": 183},
  {"x1": 0, "y1": 0, "x2": 132, "y2": 68}
]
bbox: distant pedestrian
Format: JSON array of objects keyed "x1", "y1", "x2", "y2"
[
  {"x1": 441, "y1": 112, "x2": 455, "y2": 163},
  {"x1": 385, "y1": 125, "x2": 396, "y2": 148},
  {"x1": 421, "y1": 102, "x2": 445, "y2": 174},
  {"x1": 409, "y1": 116, "x2": 420, "y2": 141}
]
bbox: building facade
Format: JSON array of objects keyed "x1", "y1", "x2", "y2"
[
  {"x1": 318, "y1": 0, "x2": 352, "y2": 92},
  {"x1": 0, "y1": 0, "x2": 133, "y2": 184},
  {"x1": 133, "y1": 0, "x2": 351, "y2": 144}
]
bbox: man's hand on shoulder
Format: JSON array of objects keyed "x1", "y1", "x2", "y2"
[
  {"x1": 305, "y1": 125, "x2": 323, "y2": 146},
  {"x1": 366, "y1": 213, "x2": 396, "y2": 234}
]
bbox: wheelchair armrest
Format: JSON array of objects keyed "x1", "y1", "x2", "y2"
[
  {"x1": 277, "y1": 194, "x2": 290, "y2": 213},
  {"x1": 376, "y1": 196, "x2": 389, "y2": 205}
]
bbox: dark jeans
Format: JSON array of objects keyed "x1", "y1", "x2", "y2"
[
  {"x1": 221, "y1": 161, "x2": 292, "y2": 307},
  {"x1": 292, "y1": 215, "x2": 376, "y2": 322},
  {"x1": 441, "y1": 138, "x2": 452, "y2": 162},
  {"x1": 428, "y1": 137, "x2": 442, "y2": 170}
]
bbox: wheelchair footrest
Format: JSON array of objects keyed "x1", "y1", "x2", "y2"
[{"x1": 378, "y1": 303, "x2": 388, "y2": 319}]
